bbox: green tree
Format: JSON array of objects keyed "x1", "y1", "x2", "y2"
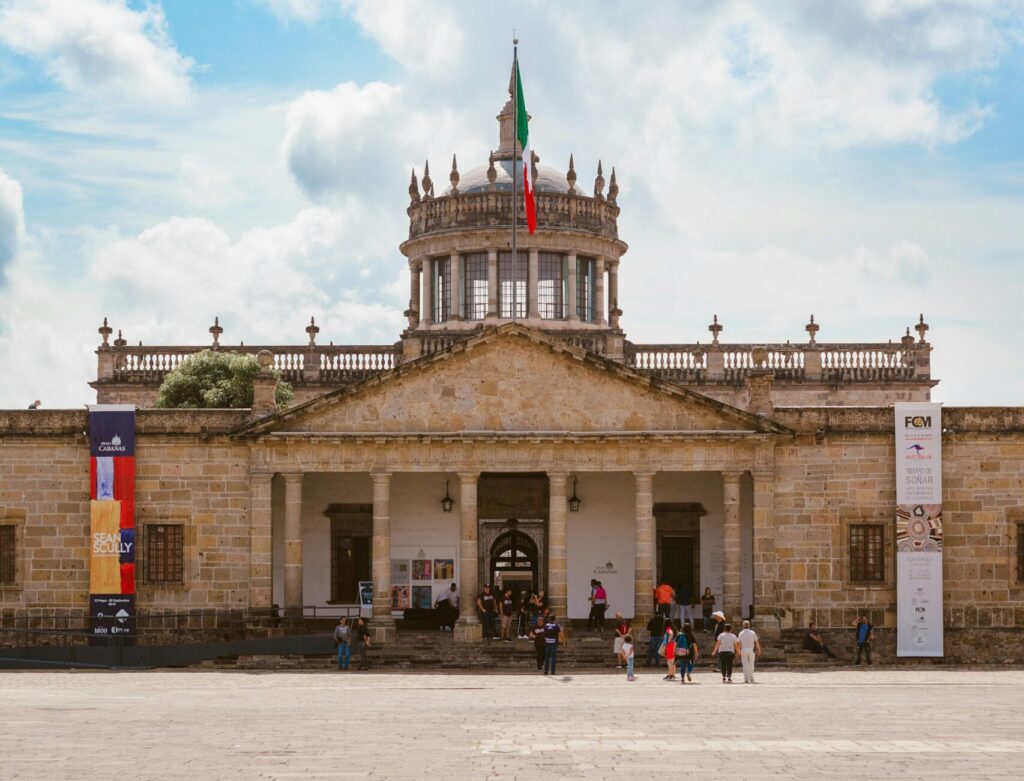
[{"x1": 155, "y1": 350, "x2": 293, "y2": 409}]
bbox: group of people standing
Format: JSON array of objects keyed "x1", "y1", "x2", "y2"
[
  {"x1": 332, "y1": 616, "x2": 372, "y2": 670},
  {"x1": 474, "y1": 583, "x2": 550, "y2": 641}
]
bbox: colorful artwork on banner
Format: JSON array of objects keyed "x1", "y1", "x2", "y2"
[
  {"x1": 390, "y1": 584, "x2": 410, "y2": 610},
  {"x1": 390, "y1": 559, "x2": 410, "y2": 584},
  {"x1": 412, "y1": 585, "x2": 433, "y2": 609},
  {"x1": 433, "y1": 559, "x2": 454, "y2": 580},
  {"x1": 411, "y1": 559, "x2": 432, "y2": 580}
]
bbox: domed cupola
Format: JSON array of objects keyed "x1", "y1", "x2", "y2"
[{"x1": 399, "y1": 69, "x2": 629, "y2": 362}]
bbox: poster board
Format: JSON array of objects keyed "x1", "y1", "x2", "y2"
[{"x1": 390, "y1": 546, "x2": 458, "y2": 617}]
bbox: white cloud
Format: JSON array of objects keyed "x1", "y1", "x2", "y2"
[
  {"x1": 0, "y1": 167, "x2": 24, "y2": 275},
  {"x1": 178, "y1": 155, "x2": 238, "y2": 212},
  {"x1": 0, "y1": 0, "x2": 192, "y2": 106}
]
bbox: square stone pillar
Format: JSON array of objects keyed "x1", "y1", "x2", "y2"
[
  {"x1": 633, "y1": 470, "x2": 655, "y2": 623},
  {"x1": 449, "y1": 252, "x2": 461, "y2": 320},
  {"x1": 248, "y1": 472, "x2": 274, "y2": 611},
  {"x1": 608, "y1": 261, "x2": 621, "y2": 328},
  {"x1": 407, "y1": 259, "x2": 422, "y2": 329},
  {"x1": 371, "y1": 472, "x2": 396, "y2": 642},
  {"x1": 527, "y1": 249, "x2": 540, "y2": 319},
  {"x1": 486, "y1": 249, "x2": 499, "y2": 319},
  {"x1": 420, "y1": 260, "x2": 434, "y2": 328},
  {"x1": 594, "y1": 256, "x2": 607, "y2": 326},
  {"x1": 752, "y1": 471, "x2": 781, "y2": 637},
  {"x1": 455, "y1": 472, "x2": 482, "y2": 643},
  {"x1": 567, "y1": 251, "x2": 578, "y2": 322},
  {"x1": 547, "y1": 472, "x2": 569, "y2": 618},
  {"x1": 282, "y1": 472, "x2": 304, "y2": 616},
  {"x1": 722, "y1": 471, "x2": 743, "y2": 622}
]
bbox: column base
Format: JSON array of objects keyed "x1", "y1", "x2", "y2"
[
  {"x1": 370, "y1": 617, "x2": 396, "y2": 644},
  {"x1": 752, "y1": 613, "x2": 781, "y2": 639},
  {"x1": 454, "y1": 620, "x2": 483, "y2": 644}
]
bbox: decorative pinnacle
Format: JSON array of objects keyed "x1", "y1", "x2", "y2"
[
  {"x1": 305, "y1": 316, "x2": 320, "y2": 346},
  {"x1": 449, "y1": 154, "x2": 459, "y2": 194},
  {"x1": 901, "y1": 327, "x2": 915, "y2": 347},
  {"x1": 209, "y1": 316, "x2": 223, "y2": 347},
  {"x1": 915, "y1": 313, "x2": 929, "y2": 343},
  {"x1": 113, "y1": 329, "x2": 126, "y2": 347},
  {"x1": 567, "y1": 154, "x2": 576, "y2": 193},
  {"x1": 805, "y1": 314, "x2": 819, "y2": 345},
  {"x1": 608, "y1": 167, "x2": 618, "y2": 204},
  {"x1": 594, "y1": 160, "x2": 605, "y2": 199},
  {"x1": 421, "y1": 160, "x2": 433, "y2": 199},
  {"x1": 98, "y1": 316, "x2": 113, "y2": 346},
  {"x1": 408, "y1": 168, "x2": 420, "y2": 204},
  {"x1": 487, "y1": 153, "x2": 497, "y2": 188},
  {"x1": 708, "y1": 314, "x2": 723, "y2": 345}
]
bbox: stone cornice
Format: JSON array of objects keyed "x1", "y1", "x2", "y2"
[{"x1": 401, "y1": 228, "x2": 627, "y2": 260}]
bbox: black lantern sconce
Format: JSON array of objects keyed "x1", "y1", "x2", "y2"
[
  {"x1": 568, "y1": 476, "x2": 581, "y2": 512},
  {"x1": 441, "y1": 479, "x2": 455, "y2": 513}
]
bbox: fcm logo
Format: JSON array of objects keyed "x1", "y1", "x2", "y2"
[{"x1": 904, "y1": 415, "x2": 931, "y2": 429}]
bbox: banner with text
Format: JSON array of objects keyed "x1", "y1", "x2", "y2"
[
  {"x1": 894, "y1": 402, "x2": 943, "y2": 657},
  {"x1": 88, "y1": 405, "x2": 137, "y2": 640}
]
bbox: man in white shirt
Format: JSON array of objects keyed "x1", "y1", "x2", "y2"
[{"x1": 737, "y1": 619, "x2": 762, "y2": 683}]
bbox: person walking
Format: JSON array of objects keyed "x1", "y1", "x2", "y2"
[
  {"x1": 623, "y1": 634, "x2": 637, "y2": 681},
  {"x1": 354, "y1": 616, "x2": 371, "y2": 671},
  {"x1": 661, "y1": 620, "x2": 677, "y2": 680},
  {"x1": 543, "y1": 613, "x2": 564, "y2": 675},
  {"x1": 680, "y1": 622, "x2": 700, "y2": 682},
  {"x1": 712, "y1": 622, "x2": 738, "y2": 682},
  {"x1": 674, "y1": 620, "x2": 692, "y2": 682},
  {"x1": 333, "y1": 616, "x2": 352, "y2": 670},
  {"x1": 700, "y1": 587, "x2": 716, "y2": 632},
  {"x1": 613, "y1": 612, "x2": 630, "y2": 668},
  {"x1": 653, "y1": 580, "x2": 675, "y2": 619},
  {"x1": 477, "y1": 584, "x2": 498, "y2": 640},
  {"x1": 530, "y1": 615, "x2": 547, "y2": 671},
  {"x1": 645, "y1": 613, "x2": 665, "y2": 667},
  {"x1": 855, "y1": 616, "x2": 873, "y2": 666},
  {"x1": 499, "y1": 587, "x2": 515, "y2": 642},
  {"x1": 737, "y1": 619, "x2": 761, "y2": 683}
]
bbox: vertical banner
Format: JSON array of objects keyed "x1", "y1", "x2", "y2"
[
  {"x1": 88, "y1": 405, "x2": 137, "y2": 642},
  {"x1": 894, "y1": 403, "x2": 943, "y2": 657}
]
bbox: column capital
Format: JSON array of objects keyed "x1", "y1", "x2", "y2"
[
  {"x1": 281, "y1": 472, "x2": 304, "y2": 485},
  {"x1": 457, "y1": 471, "x2": 480, "y2": 484},
  {"x1": 632, "y1": 469, "x2": 656, "y2": 482},
  {"x1": 370, "y1": 471, "x2": 393, "y2": 483},
  {"x1": 722, "y1": 470, "x2": 744, "y2": 485}
]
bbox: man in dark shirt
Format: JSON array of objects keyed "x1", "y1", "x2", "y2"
[
  {"x1": 855, "y1": 616, "x2": 873, "y2": 666},
  {"x1": 354, "y1": 617, "x2": 371, "y2": 670},
  {"x1": 543, "y1": 613, "x2": 564, "y2": 675},
  {"x1": 645, "y1": 613, "x2": 664, "y2": 667},
  {"x1": 803, "y1": 622, "x2": 836, "y2": 659},
  {"x1": 500, "y1": 587, "x2": 515, "y2": 642},
  {"x1": 477, "y1": 584, "x2": 498, "y2": 640}
]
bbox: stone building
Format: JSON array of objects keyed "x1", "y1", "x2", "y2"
[{"x1": 2, "y1": 79, "x2": 1023, "y2": 660}]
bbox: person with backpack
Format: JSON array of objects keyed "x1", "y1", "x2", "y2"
[
  {"x1": 661, "y1": 620, "x2": 677, "y2": 680},
  {"x1": 679, "y1": 622, "x2": 700, "y2": 682},
  {"x1": 674, "y1": 620, "x2": 692, "y2": 682},
  {"x1": 543, "y1": 613, "x2": 565, "y2": 675}
]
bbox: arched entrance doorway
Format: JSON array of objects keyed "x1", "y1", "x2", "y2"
[{"x1": 489, "y1": 519, "x2": 538, "y2": 605}]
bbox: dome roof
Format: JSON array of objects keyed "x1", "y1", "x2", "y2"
[{"x1": 444, "y1": 158, "x2": 570, "y2": 196}]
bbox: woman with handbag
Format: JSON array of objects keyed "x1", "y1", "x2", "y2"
[
  {"x1": 680, "y1": 622, "x2": 699, "y2": 682},
  {"x1": 661, "y1": 620, "x2": 677, "y2": 680}
]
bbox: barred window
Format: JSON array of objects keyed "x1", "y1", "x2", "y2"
[
  {"x1": 462, "y1": 253, "x2": 488, "y2": 320},
  {"x1": 0, "y1": 525, "x2": 14, "y2": 584},
  {"x1": 538, "y1": 253, "x2": 566, "y2": 319},
  {"x1": 850, "y1": 524, "x2": 885, "y2": 582},
  {"x1": 432, "y1": 258, "x2": 450, "y2": 323},
  {"x1": 577, "y1": 256, "x2": 595, "y2": 322},
  {"x1": 144, "y1": 524, "x2": 184, "y2": 584},
  {"x1": 1018, "y1": 523, "x2": 1024, "y2": 583},
  {"x1": 498, "y1": 251, "x2": 527, "y2": 318}
]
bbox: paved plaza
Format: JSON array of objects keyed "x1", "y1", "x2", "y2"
[{"x1": 1, "y1": 668, "x2": 1022, "y2": 779}]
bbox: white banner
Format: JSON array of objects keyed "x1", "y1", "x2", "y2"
[{"x1": 894, "y1": 403, "x2": 943, "y2": 657}]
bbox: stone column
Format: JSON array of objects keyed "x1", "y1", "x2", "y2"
[
  {"x1": 455, "y1": 472, "x2": 482, "y2": 643},
  {"x1": 371, "y1": 472, "x2": 396, "y2": 642},
  {"x1": 486, "y1": 249, "x2": 499, "y2": 319},
  {"x1": 722, "y1": 471, "x2": 743, "y2": 622},
  {"x1": 547, "y1": 472, "x2": 569, "y2": 618},
  {"x1": 752, "y1": 471, "x2": 780, "y2": 637},
  {"x1": 527, "y1": 248, "x2": 540, "y2": 320},
  {"x1": 633, "y1": 470, "x2": 655, "y2": 623},
  {"x1": 248, "y1": 471, "x2": 274, "y2": 611},
  {"x1": 608, "y1": 261, "x2": 620, "y2": 328},
  {"x1": 594, "y1": 256, "x2": 607, "y2": 326},
  {"x1": 567, "y1": 251, "x2": 578, "y2": 322},
  {"x1": 420, "y1": 259, "x2": 433, "y2": 328},
  {"x1": 408, "y1": 259, "x2": 422, "y2": 328},
  {"x1": 282, "y1": 472, "x2": 304, "y2": 616},
  {"x1": 449, "y1": 251, "x2": 461, "y2": 320}
]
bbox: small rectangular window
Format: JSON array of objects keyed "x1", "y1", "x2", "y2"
[
  {"x1": 538, "y1": 252, "x2": 565, "y2": 319},
  {"x1": 576, "y1": 256, "x2": 594, "y2": 322},
  {"x1": 498, "y1": 251, "x2": 527, "y2": 318},
  {"x1": 0, "y1": 525, "x2": 15, "y2": 584},
  {"x1": 1018, "y1": 523, "x2": 1024, "y2": 583},
  {"x1": 432, "y1": 258, "x2": 450, "y2": 323},
  {"x1": 144, "y1": 524, "x2": 184, "y2": 584},
  {"x1": 462, "y1": 253, "x2": 488, "y2": 320},
  {"x1": 850, "y1": 524, "x2": 885, "y2": 582}
]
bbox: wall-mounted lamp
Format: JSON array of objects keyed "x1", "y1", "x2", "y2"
[
  {"x1": 441, "y1": 479, "x2": 455, "y2": 513},
  {"x1": 568, "y1": 476, "x2": 581, "y2": 512}
]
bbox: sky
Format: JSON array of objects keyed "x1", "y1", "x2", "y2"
[{"x1": 1, "y1": 0, "x2": 1023, "y2": 408}]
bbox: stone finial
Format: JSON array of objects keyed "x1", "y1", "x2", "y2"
[
  {"x1": 915, "y1": 313, "x2": 929, "y2": 343},
  {"x1": 608, "y1": 167, "x2": 618, "y2": 204},
  {"x1": 901, "y1": 327, "x2": 915, "y2": 347},
  {"x1": 805, "y1": 314, "x2": 819, "y2": 345},
  {"x1": 251, "y1": 350, "x2": 277, "y2": 419},
  {"x1": 567, "y1": 154, "x2": 576, "y2": 193},
  {"x1": 408, "y1": 168, "x2": 420, "y2": 204},
  {"x1": 708, "y1": 314, "x2": 723, "y2": 345},
  {"x1": 487, "y1": 153, "x2": 497, "y2": 189},
  {"x1": 530, "y1": 150, "x2": 538, "y2": 189},
  {"x1": 113, "y1": 329, "x2": 127, "y2": 347},
  {"x1": 209, "y1": 316, "x2": 223, "y2": 347},
  {"x1": 305, "y1": 316, "x2": 320, "y2": 346},
  {"x1": 594, "y1": 160, "x2": 605, "y2": 199},
  {"x1": 98, "y1": 317, "x2": 113, "y2": 347},
  {"x1": 421, "y1": 160, "x2": 433, "y2": 199},
  {"x1": 751, "y1": 345, "x2": 768, "y2": 368},
  {"x1": 450, "y1": 154, "x2": 460, "y2": 195},
  {"x1": 257, "y1": 349, "x2": 274, "y2": 373}
]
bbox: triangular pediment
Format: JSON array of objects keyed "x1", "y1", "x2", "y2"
[{"x1": 235, "y1": 325, "x2": 788, "y2": 438}]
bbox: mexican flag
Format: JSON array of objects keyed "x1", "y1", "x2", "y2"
[{"x1": 514, "y1": 59, "x2": 537, "y2": 234}]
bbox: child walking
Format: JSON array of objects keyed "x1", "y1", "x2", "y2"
[{"x1": 623, "y1": 634, "x2": 636, "y2": 681}]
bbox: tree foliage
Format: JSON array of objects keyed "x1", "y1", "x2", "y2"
[{"x1": 155, "y1": 350, "x2": 293, "y2": 409}]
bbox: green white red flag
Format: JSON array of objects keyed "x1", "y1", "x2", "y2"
[{"x1": 514, "y1": 59, "x2": 536, "y2": 234}]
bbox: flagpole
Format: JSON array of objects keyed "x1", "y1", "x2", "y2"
[{"x1": 511, "y1": 38, "x2": 519, "y2": 322}]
